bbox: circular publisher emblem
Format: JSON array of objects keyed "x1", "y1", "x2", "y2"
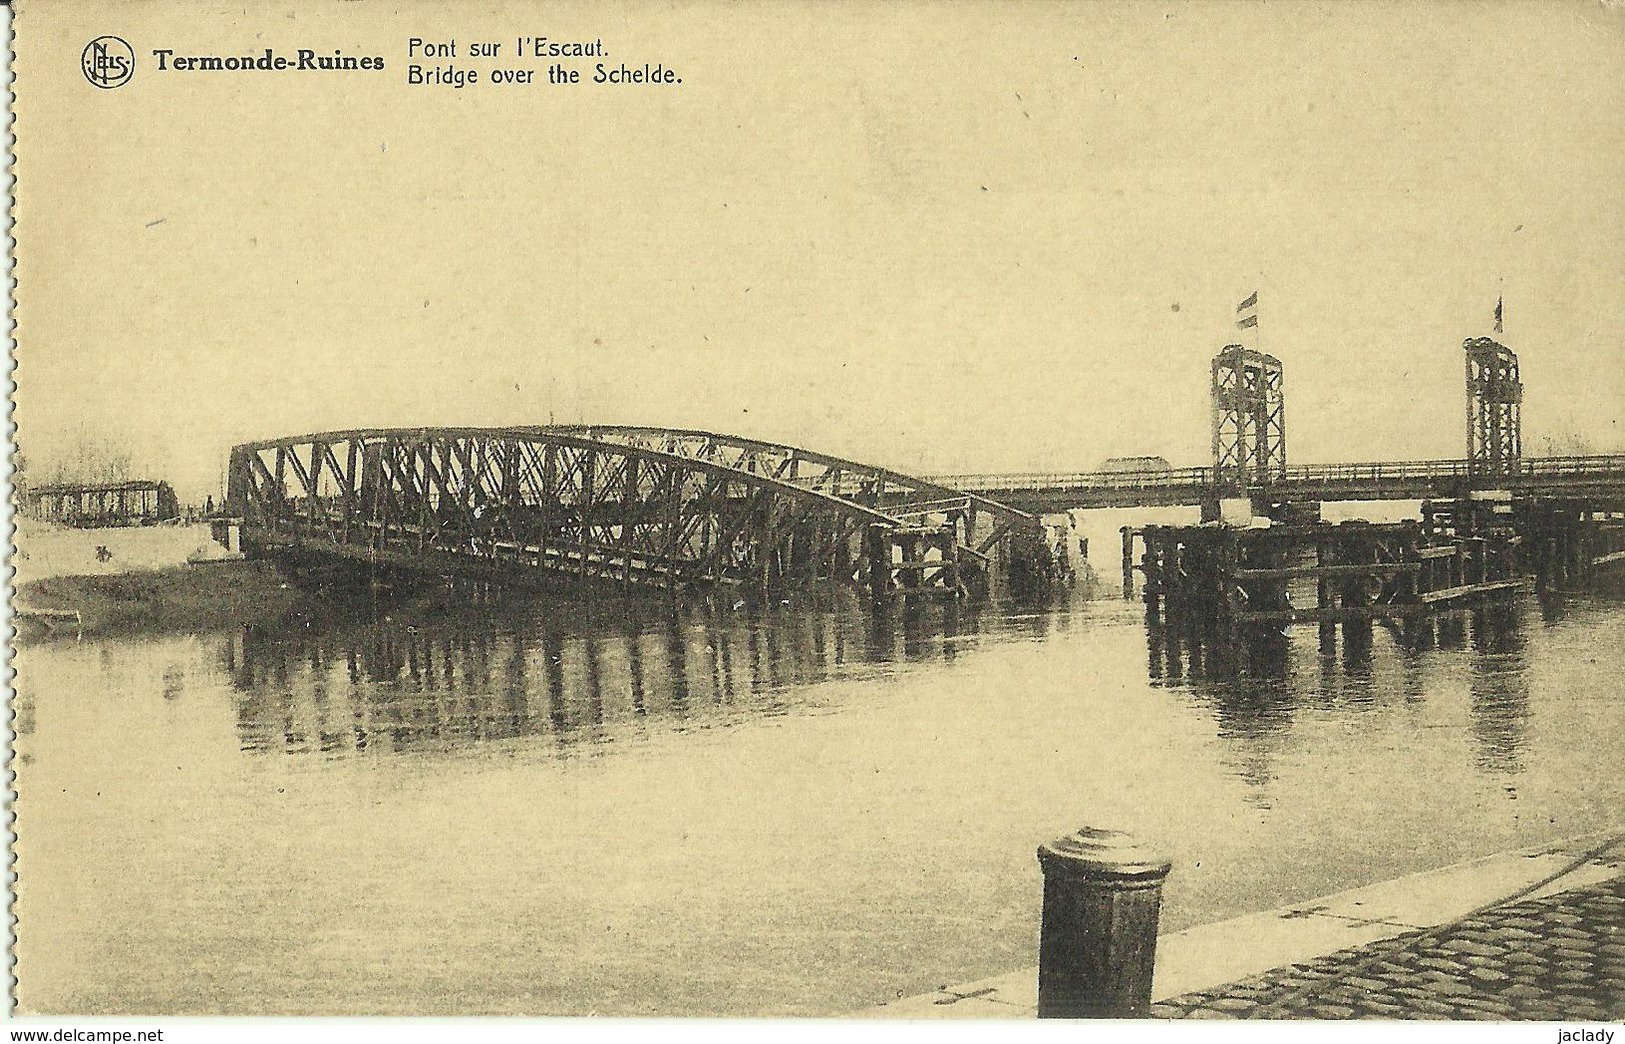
[{"x1": 82, "y1": 36, "x2": 135, "y2": 89}]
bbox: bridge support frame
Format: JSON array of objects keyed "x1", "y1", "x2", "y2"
[
  {"x1": 1211, "y1": 346, "x2": 1286, "y2": 489},
  {"x1": 1465, "y1": 337, "x2": 1523, "y2": 478}
]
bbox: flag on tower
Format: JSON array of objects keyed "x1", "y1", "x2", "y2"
[
  {"x1": 1494, "y1": 295, "x2": 1503, "y2": 334},
  {"x1": 1237, "y1": 290, "x2": 1258, "y2": 329}
]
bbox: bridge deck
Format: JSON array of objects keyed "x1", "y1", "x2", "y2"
[{"x1": 928, "y1": 454, "x2": 1625, "y2": 511}]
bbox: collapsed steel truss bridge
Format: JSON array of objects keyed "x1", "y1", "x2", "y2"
[{"x1": 227, "y1": 426, "x2": 1043, "y2": 599}]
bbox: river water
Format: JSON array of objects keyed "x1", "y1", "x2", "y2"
[{"x1": 14, "y1": 570, "x2": 1625, "y2": 1016}]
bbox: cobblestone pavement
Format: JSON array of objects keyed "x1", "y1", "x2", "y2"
[{"x1": 1151, "y1": 875, "x2": 1625, "y2": 1020}]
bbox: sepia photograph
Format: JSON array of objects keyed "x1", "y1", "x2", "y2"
[{"x1": 7, "y1": 0, "x2": 1625, "y2": 1035}]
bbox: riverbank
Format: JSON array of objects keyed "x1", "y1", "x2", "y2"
[
  {"x1": 12, "y1": 517, "x2": 235, "y2": 581},
  {"x1": 867, "y1": 831, "x2": 1625, "y2": 1019},
  {"x1": 15, "y1": 559, "x2": 302, "y2": 638},
  {"x1": 12, "y1": 517, "x2": 306, "y2": 638}
]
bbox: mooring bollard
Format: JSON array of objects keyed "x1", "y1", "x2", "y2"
[{"x1": 1036, "y1": 826, "x2": 1172, "y2": 1019}]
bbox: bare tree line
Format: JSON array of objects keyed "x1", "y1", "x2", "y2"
[{"x1": 13, "y1": 432, "x2": 139, "y2": 495}]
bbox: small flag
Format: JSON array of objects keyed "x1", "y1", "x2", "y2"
[
  {"x1": 1493, "y1": 295, "x2": 1503, "y2": 334},
  {"x1": 1236, "y1": 290, "x2": 1259, "y2": 331}
]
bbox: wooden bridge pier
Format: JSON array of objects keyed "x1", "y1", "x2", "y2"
[
  {"x1": 891, "y1": 525, "x2": 964, "y2": 599},
  {"x1": 1123, "y1": 516, "x2": 1527, "y2": 671},
  {"x1": 1517, "y1": 499, "x2": 1625, "y2": 594},
  {"x1": 864, "y1": 523, "x2": 971, "y2": 602}
]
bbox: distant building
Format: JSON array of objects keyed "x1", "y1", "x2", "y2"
[
  {"x1": 21, "y1": 479, "x2": 180, "y2": 528},
  {"x1": 1095, "y1": 455, "x2": 1172, "y2": 474}
]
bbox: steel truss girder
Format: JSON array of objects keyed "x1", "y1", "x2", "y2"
[
  {"x1": 543, "y1": 424, "x2": 1036, "y2": 553},
  {"x1": 227, "y1": 427, "x2": 990, "y2": 594}
]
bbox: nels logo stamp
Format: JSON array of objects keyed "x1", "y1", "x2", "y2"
[{"x1": 82, "y1": 35, "x2": 135, "y2": 89}]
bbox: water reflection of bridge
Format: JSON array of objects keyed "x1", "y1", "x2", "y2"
[
  {"x1": 222, "y1": 593, "x2": 1062, "y2": 757},
  {"x1": 1151, "y1": 599, "x2": 1534, "y2": 791}
]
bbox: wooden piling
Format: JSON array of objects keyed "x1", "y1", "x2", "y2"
[
  {"x1": 1121, "y1": 526, "x2": 1135, "y2": 600},
  {"x1": 866, "y1": 525, "x2": 891, "y2": 602}
]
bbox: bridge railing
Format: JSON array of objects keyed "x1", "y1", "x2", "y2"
[
  {"x1": 1515, "y1": 453, "x2": 1625, "y2": 476},
  {"x1": 931, "y1": 454, "x2": 1625, "y2": 494},
  {"x1": 1276, "y1": 454, "x2": 1625, "y2": 488},
  {"x1": 930, "y1": 466, "x2": 1216, "y2": 493}
]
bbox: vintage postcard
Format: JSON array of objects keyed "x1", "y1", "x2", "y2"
[{"x1": 8, "y1": 0, "x2": 1625, "y2": 1034}]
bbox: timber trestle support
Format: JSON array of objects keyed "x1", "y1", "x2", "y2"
[
  {"x1": 1123, "y1": 516, "x2": 1522, "y2": 673},
  {"x1": 1120, "y1": 493, "x2": 1625, "y2": 674}
]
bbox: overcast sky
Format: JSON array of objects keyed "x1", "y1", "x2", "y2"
[{"x1": 20, "y1": 0, "x2": 1625, "y2": 501}]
